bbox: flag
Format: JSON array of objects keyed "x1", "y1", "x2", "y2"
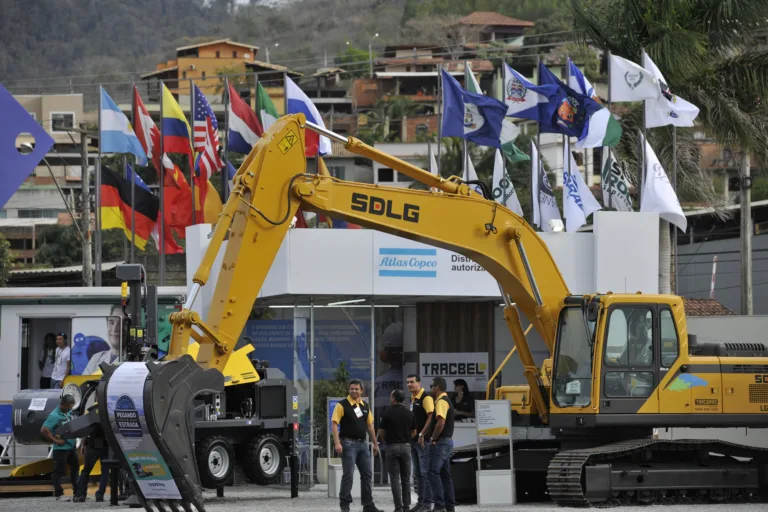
[
  {"x1": 125, "y1": 163, "x2": 185, "y2": 252},
  {"x1": 463, "y1": 156, "x2": 483, "y2": 195},
  {"x1": 161, "y1": 83, "x2": 194, "y2": 165},
  {"x1": 643, "y1": 54, "x2": 699, "y2": 128},
  {"x1": 428, "y1": 142, "x2": 438, "y2": 177},
  {"x1": 193, "y1": 171, "x2": 223, "y2": 225},
  {"x1": 531, "y1": 141, "x2": 561, "y2": 231},
  {"x1": 441, "y1": 69, "x2": 507, "y2": 149},
  {"x1": 563, "y1": 145, "x2": 602, "y2": 232},
  {"x1": 226, "y1": 159, "x2": 237, "y2": 181},
  {"x1": 464, "y1": 62, "x2": 482, "y2": 94},
  {"x1": 640, "y1": 134, "x2": 687, "y2": 232},
  {"x1": 100, "y1": 166, "x2": 159, "y2": 250},
  {"x1": 609, "y1": 54, "x2": 659, "y2": 102},
  {"x1": 163, "y1": 163, "x2": 193, "y2": 240},
  {"x1": 601, "y1": 150, "x2": 634, "y2": 212},
  {"x1": 502, "y1": 63, "x2": 559, "y2": 124},
  {"x1": 228, "y1": 81, "x2": 263, "y2": 154},
  {"x1": 132, "y1": 85, "x2": 170, "y2": 174},
  {"x1": 125, "y1": 163, "x2": 150, "y2": 192},
  {"x1": 193, "y1": 84, "x2": 223, "y2": 179},
  {"x1": 0, "y1": 84, "x2": 55, "y2": 209},
  {"x1": 500, "y1": 119, "x2": 528, "y2": 164},
  {"x1": 568, "y1": 59, "x2": 600, "y2": 103},
  {"x1": 285, "y1": 76, "x2": 332, "y2": 156},
  {"x1": 491, "y1": 149, "x2": 523, "y2": 217},
  {"x1": 257, "y1": 82, "x2": 279, "y2": 131},
  {"x1": 100, "y1": 88, "x2": 147, "y2": 165},
  {"x1": 539, "y1": 61, "x2": 621, "y2": 148}
]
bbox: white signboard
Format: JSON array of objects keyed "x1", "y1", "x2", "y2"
[
  {"x1": 476, "y1": 400, "x2": 512, "y2": 439},
  {"x1": 29, "y1": 398, "x2": 47, "y2": 411},
  {"x1": 106, "y1": 363, "x2": 182, "y2": 500},
  {"x1": 419, "y1": 352, "x2": 488, "y2": 392},
  {"x1": 373, "y1": 232, "x2": 498, "y2": 296}
]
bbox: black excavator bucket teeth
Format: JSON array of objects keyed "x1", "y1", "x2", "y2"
[{"x1": 97, "y1": 354, "x2": 225, "y2": 512}]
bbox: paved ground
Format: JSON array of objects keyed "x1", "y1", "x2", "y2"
[{"x1": 1, "y1": 485, "x2": 766, "y2": 512}]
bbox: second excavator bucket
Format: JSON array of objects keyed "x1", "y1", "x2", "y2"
[{"x1": 97, "y1": 355, "x2": 224, "y2": 512}]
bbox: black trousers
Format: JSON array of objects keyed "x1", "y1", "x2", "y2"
[
  {"x1": 52, "y1": 449, "x2": 79, "y2": 497},
  {"x1": 76, "y1": 445, "x2": 110, "y2": 498},
  {"x1": 40, "y1": 376, "x2": 51, "y2": 389}
]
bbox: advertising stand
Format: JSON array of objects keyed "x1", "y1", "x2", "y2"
[{"x1": 475, "y1": 399, "x2": 515, "y2": 505}]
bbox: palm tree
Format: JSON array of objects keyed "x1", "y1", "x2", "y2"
[{"x1": 571, "y1": 0, "x2": 768, "y2": 295}]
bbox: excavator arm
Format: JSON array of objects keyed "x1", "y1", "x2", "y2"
[
  {"x1": 169, "y1": 114, "x2": 569, "y2": 416},
  {"x1": 98, "y1": 114, "x2": 571, "y2": 511}
]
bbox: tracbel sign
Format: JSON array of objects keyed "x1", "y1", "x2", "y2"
[{"x1": 419, "y1": 352, "x2": 489, "y2": 392}]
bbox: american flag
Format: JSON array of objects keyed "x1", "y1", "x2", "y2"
[{"x1": 193, "y1": 84, "x2": 223, "y2": 179}]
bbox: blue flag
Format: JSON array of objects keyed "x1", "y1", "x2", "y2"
[
  {"x1": 0, "y1": 85, "x2": 56, "y2": 209},
  {"x1": 125, "y1": 163, "x2": 151, "y2": 192},
  {"x1": 226, "y1": 159, "x2": 237, "y2": 181},
  {"x1": 503, "y1": 63, "x2": 560, "y2": 126},
  {"x1": 537, "y1": 61, "x2": 603, "y2": 139},
  {"x1": 100, "y1": 88, "x2": 148, "y2": 165},
  {"x1": 441, "y1": 69, "x2": 507, "y2": 149}
]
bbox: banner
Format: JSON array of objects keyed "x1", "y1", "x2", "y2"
[
  {"x1": 476, "y1": 400, "x2": 511, "y2": 438},
  {"x1": 71, "y1": 315, "x2": 122, "y2": 376},
  {"x1": 419, "y1": 352, "x2": 488, "y2": 392},
  {"x1": 601, "y1": 150, "x2": 634, "y2": 212},
  {"x1": 106, "y1": 363, "x2": 181, "y2": 500}
]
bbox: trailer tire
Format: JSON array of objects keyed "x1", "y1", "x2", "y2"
[
  {"x1": 243, "y1": 434, "x2": 285, "y2": 485},
  {"x1": 196, "y1": 436, "x2": 235, "y2": 489}
]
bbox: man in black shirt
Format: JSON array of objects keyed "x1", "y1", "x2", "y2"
[
  {"x1": 378, "y1": 389, "x2": 417, "y2": 512},
  {"x1": 73, "y1": 405, "x2": 110, "y2": 502}
]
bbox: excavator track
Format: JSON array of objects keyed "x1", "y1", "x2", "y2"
[{"x1": 547, "y1": 438, "x2": 768, "y2": 507}]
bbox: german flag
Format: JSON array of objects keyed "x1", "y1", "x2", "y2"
[{"x1": 101, "y1": 167, "x2": 159, "y2": 250}]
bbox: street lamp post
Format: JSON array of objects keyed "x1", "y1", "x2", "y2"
[
  {"x1": 368, "y1": 33, "x2": 379, "y2": 79},
  {"x1": 265, "y1": 43, "x2": 279, "y2": 64}
]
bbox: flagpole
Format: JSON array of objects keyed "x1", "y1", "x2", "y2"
[
  {"x1": 130, "y1": 84, "x2": 136, "y2": 263},
  {"x1": 222, "y1": 77, "x2": 231, "y2": 203},
  {"x1": 189, "y1": 79, "x2": 197, "y2": 226},
  {"x1": 640, "y1": 48, "x2": 648, "y2": 204},
  {"x1": 436, "y1": 64, "x2": 442, "y2": 176},
  {"x1": 123, "y1": 155, "x2": 128, "y2": 263},
  {"x1": 462, "y1": 65, "x2": 469, "y2": 182},
  {"x1": 96, "y1": 85, "x2": 103, "y2": 286},
  {"x1": 606, "y1": 51, "x2": 614, "y2": 210},
  {"x1": 535, "y1": 57, "x2": 542, "y2": 228},
  {"x1": 159, "y1": 80, "x2": 166, "y2": 286},
  {"x1": 564, "y1": 55, "x2": 571, "y2": 188},
  {"x1": 672, "y1": 125, "x2": 678, "y2": 294}
]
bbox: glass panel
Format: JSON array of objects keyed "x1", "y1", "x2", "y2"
[
  {"x1": 604, "y1": 307, "x2": 653, "y2": 367},
  {"x1": 373, "y1": 306, "x2": 404, "y2": 426},
  {"x1": 553, "y1": 307, "x2": 594, "y2": 407},
  {"x1": 604, "y1": 371, "x2": 654, "y2": 398},
  {"x1": 51, "y1": 113, "x2": 74, "y2": 131},
  {"x1": 660, "y1": 309, "x2": 679, "y2": 367}
]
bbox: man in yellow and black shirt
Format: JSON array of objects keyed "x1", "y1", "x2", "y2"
[
  {"x1": 331, "y1": 378, "x2": 383, "y2": 512},
  {"x1": 428, "y1": 377, "x2": 456, "y2": 512},
  {"x1": 407, "y1": 374, "x2": 434, "y2": 512}
]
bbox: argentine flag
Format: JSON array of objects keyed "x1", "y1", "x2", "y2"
[{"x1": 100, "y1": 88, "x2": 147, "y2": 165}]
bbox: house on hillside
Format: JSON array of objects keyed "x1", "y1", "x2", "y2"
[{"x1": 456, "y1": 11, "x2": 535, "y2": 45}]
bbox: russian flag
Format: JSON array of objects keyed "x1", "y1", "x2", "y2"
[
  {"x1": 227, "y1": 81, "x2": 263, "y2": 154},
  {"x1": 285, "y1": 76, "x2": 332, "y2": 157}
]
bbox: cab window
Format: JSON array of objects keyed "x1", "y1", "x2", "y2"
[
  {"x1": 660, "y1": 309, "x2": 679, "y2": 367},
  {"x1": 603, "y1": 307, "x2": 653, "y2": 367}
]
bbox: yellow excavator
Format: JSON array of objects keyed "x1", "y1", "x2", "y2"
[{"x1": 54, "y1": 114, "x2": 768, "y2": 509}]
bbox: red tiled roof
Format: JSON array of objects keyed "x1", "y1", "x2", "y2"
[
  {"x1": 683, "y1": 298, "x2": 736, "y2": 316},
  {"x1": 458, "y1": 12, "x2": 535, "y2": 28},
  {"x1": 377, "y1": 58, "x2": 494, "y2": 72}
]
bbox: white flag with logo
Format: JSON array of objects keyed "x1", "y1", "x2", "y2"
[
  {"x1": 491, "y1": 149, "x2": 523, "y2": 217},
  {"x1": 428, "y1": 142, "x2": 439, "y2": 192},
  {"x1": 643, "y1": 53, "x2": 699, "y2": 128},
  {"x1": 640, "y1": 133, "x2": 687, "y2": 232},
  {"x1": 563, "y1": 144, "x2": 602, "y2": 232},
  {"x1": 601, "y1": 149, "x2": 634, "y2": 212},
  {"x1": 609, "y1": 54, "x2": 660, "y2": 102},
  {"x1": 463, "y1": 155, "x2": 483, "y2": 195},
  {"x1": 531, "y1": 141, "x2": 561, "y2": 231}
]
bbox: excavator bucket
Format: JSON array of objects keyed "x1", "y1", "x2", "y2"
[{"x1": 96, "y1": 356, "x2": 224, "y2": 512}]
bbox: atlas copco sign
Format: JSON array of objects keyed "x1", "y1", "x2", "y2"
[
  {"x1": 419, "y1": 352, "x2": 489, "y2": 392},
  {"x1": 377, "y1": 248, "x2": 437, "y2": 278}
]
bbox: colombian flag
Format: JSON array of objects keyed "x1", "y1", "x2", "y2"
[
  {"x1": 161, "y1": 84, "x2": 194, "y2": 166},
  {"x1": 100, "y1": 167, "x2": 159, "y2": 250}
]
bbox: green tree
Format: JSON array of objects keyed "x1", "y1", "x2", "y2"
[
  {"x1": 37, "y1": 225, "x2": 82, "y2": 267},
  {"x1": 335, "y1": 45, "x2": 371, "y2": 79},
  {"x1": 0, "y1": 234, "x2": 14, "y2": 286},
  {"x1": 571, "y1": 0, "x2": 768, "y2": 293}
]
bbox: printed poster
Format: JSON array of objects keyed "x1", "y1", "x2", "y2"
[
  {"x1": 106, "y1": 363, "x2": 181, "y2": 500},
  {"x1": 71, "y1": 315, "x2": 123, "y2": 376},
  {"x1": 476, "y1": 400, "x2": 511, "y2": 439}
]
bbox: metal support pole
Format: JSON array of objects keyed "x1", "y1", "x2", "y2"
[
  {"x1": 369, "y1": 300, "x2": 375, "y2": 481},
  {"x1": 309, "y1": 298, "x2": 315, "y2": 487},
  {"x1": 189, "y1": 78, "x2": 197, "y2": 226},
  {"x1": 639, "y1": 48, "x2": 648, "y2": 203},
  {"x1": 80, "y1": 125, "x2": 92, "y2": 286},
  {"x1": 607, "y1": 51, "x2": 613, "y2": 210},
  {"x1": 741, "y1": 150, "x2": 753, "y2": 314},
  {"x1": 96, "y1": 86, "x2": 103, "y2": 286},
  {"x1": 436, "y1": 64, "x2": 442, "y2": 175},
  {"x1": 123, "y1": 155, "x2": 129, "y2": 262},
  {"x1": 672, "y1": 126, "x2": 678, "y2": 294},
  {"x1": 158, "y1": 80, "x2": 166, "y2": 285},
  {"x1": 130, "y1": 87, "x2": 137, "y2": 263},
  {"x1": 222, "y1": 78, "x2": 230, "y2": 203}
]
